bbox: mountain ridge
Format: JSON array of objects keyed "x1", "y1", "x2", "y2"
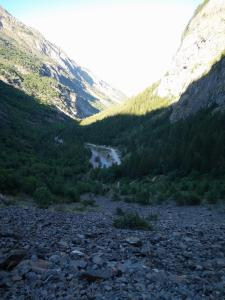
[
  {"x1": 156, "y1": 0, "x2": 225, "y2": 121},
  {"x1": 0, "y1": 6, "x2": 126, "y2": 119}
]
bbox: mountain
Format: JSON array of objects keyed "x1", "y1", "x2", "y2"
[
  {"x1": 82, "y1": 0, "x2": 225, "y2": 182},
  {"x1": 1, "y1": 0, "x2": 225, "y2": 202},
  {"x1": 156, "y1": 0, "x2": 225, "y2": 121},
  {"x1": 84, "y1": 0, "x2": 225, "y2": 125},
  {"x1": 0, "y1": 6, "x2": 126, "y2": 119}
]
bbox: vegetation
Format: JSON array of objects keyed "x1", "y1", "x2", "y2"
[
  {"x1": 0, "y1": 81, "x2": 90, "y2": 207},
  {"x1": 22, "y1": 73, "x2": 59, "y2": 103},
  {"x1": 0, "y1": 36, "x2": 41, "y2": 72},
  {"x1": 113, "y1": 211, "x2": 152, "y2": 230},
  {"x1": 1, "y1": 74, "x2": 225, "y2": 207},
  {"x1": 0, "y1": 35, "x2": 69, "y2": 110},
  {"x1": 86, "y1": 104, "x2": 225, "y2": 185},
  {"x1": 82, "y1": 82, "x2": 170, "y2": 125},
  {"x1": 80, "y1": 55, "x2": 225, "y2": 206},
  {"x1": 1, "y1": 33, "x2": 225, "y2": 208},
  {"x1": 107, "y1": 173, "x2": 225, "y2": 206},
  {"x1": 80, "y1": 199, "x2": 97, "y2": 207},
  {"x1": 34, "y1": 186, "x2": 53, "y2": 208}
]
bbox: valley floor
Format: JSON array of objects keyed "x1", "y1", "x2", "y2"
[{"x1": 0, "y1": 197, "x2": 225, "y2": 299}]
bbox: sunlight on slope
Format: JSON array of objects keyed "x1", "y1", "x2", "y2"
[{"x1": 81, "y1": 82, "x2": 172, "y2": 125}]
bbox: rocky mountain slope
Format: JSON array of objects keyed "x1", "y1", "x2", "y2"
[
  {"x1": 156, "y1": 0, "x2": 225, "y2": 121},
  {"x1": 0, "y1": 6, "x2": 125, "y2": 119}
]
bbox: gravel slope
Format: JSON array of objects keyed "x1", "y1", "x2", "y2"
[{"x1": 0, "y1": 198, "x2": 225, "y2": 300}]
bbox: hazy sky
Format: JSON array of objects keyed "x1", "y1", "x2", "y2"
[{"x1": 0, "y1": 0, "x2": 202, "y2": 95}]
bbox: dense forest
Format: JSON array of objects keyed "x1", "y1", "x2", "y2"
[
  {"x1": 1, "y1": 76, "x2": 225, "y2": 207},
  {"x1": 0, "y1": 81, "x2": 105, "y2": 207}
]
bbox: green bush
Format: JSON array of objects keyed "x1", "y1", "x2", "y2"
[
  {"x1": 23, "y1": 176, "x2": 39, "y2": 195},
  {"x1": 34, "y1": 186, "x2": 53, "y2": 208},
  {"x1": 175, "y1": 191, "x2": 201, "y2": 206},
  {"x1": 136, "y1": 190, "x2": 150, "y2": 205},
  {"x1": 115, "y1": 207, "x2": 125, "y2": 216},
  {"x1": 112, "y1": 192, "x2": 121, "y2": 201},
  {"x1": 64, "y1": 186, "x2": 80, "y2": 202},
  {"x1": 81, "y1": 199, "x2": 96, "y2": 207},
  {"x1": 123, "y1": 196, "x2": 136, "y2": 203},
  {"x1": 196, "y1": 180, "x2": 210, "y2": 196},
  {"x1": 113, "y1": 211, "x2": 152, "y2": 230},
  {"x1": 120, "y1": 185, "x2": 129, "y2": 195},
  {"x1": 205, "y1": 191, "x2": 217, "y2": 204}
]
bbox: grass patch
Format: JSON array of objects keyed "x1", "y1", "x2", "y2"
[
  {"x1": 174, "y1": 191, "x2": 201, "y2": 206},
  {"x1": 113, "y1": 211, "x2": 152, "y2": 230},
  {"x1": 115, "y1": 207, "x2": 125, "y2": 216},
  {"x1": 80, "y1": 199, "x2": 97, "y2": 207}
]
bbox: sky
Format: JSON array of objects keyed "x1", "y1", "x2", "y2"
[{"x1": 0, "y1": 0, "x2": 202, "y2": 95}]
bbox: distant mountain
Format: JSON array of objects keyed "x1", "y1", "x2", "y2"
[{"x1": 0, "y1": 6, "x2": 126, "y2": 119}]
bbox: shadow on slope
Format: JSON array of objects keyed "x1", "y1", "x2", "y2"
[
  {"x1": 83, "y1": 56, "x2": 225, "y2": 179},
  {"x1": 0, "y1": 81, "x2": 89, "y2": 204},
  {"x1": 1, "y1": 54, "x2": 225, "y2": 201}
]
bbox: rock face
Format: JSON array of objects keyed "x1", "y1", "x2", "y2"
[
  {"x1": 0, "y1": 6, "x2": 126, "y2": 119},
  {"x1": 156, "y1": 0, "x2": 225, "y2": 121}
]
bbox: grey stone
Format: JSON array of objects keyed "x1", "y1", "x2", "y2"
[
  {"x1": 71, "y1": 249, "x2": 85, "y2": 257},
  {"x1": 92, "y1": 255, "x2": 104, "y2": 266},
  {"x1": 125, "y1": 237, "x2": 143, "y2": 247}
]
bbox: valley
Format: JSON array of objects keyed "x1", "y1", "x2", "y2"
[{"x1": 0, "y1": 0, "x2": 225, "y2": 299}]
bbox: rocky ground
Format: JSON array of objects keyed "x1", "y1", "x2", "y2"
[{"x1": 0, "y1": 196, "x2": 225, "y2": 300}]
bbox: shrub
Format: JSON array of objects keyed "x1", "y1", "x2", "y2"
[
  {"x1": 205, "y1": 191, "x2": 217, "y2": 204},
  {"x1": 196, "y1": 180, "x2": 209, "y2": 196},
  {"x1": 120, "y1": 185, "x2": 129, "y2": 195},
  {"x1": 63, "y1": 186, "x2": 80, "y2": 202},
  {"x1": 34, "y1": 186, "x2": 53, "y2": 208},
  {"x1": 0, "y1": 171, "x2": 21, "y2": 194},
  {"x1": 112, "y1": 192, "x2": 121, "y2": 201},
  {"x1": 155, "y1": 192, "x2": 166, "y2": 203},
  {"x1": 115, "y1": 207, "x2": 125, "y2": 216},
  {"x1": 136, "y1": 190, "x2": 151, "y2": 205},
  {"x1": 23, "y1": 176, "x2": 38, "y2": 195},
  {"x1": 123, "y1": 196, "x2": 136, "y2": 203},
  {"x1": 175, "y1": 191, "x2": 201, "y2": 206},
  {"x1": 91, "y1": 182, "x2": 104, "y2": 195},
  {"x1": 81, "y1": 199, "x2": 96, "y2": 207},
  {"x1": 113, "y1": 211, "x2": 152, "y2": 230}
]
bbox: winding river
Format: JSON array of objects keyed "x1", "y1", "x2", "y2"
[{"x1": 86, "y1": 143, "x2": 121, "y2": 169}]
